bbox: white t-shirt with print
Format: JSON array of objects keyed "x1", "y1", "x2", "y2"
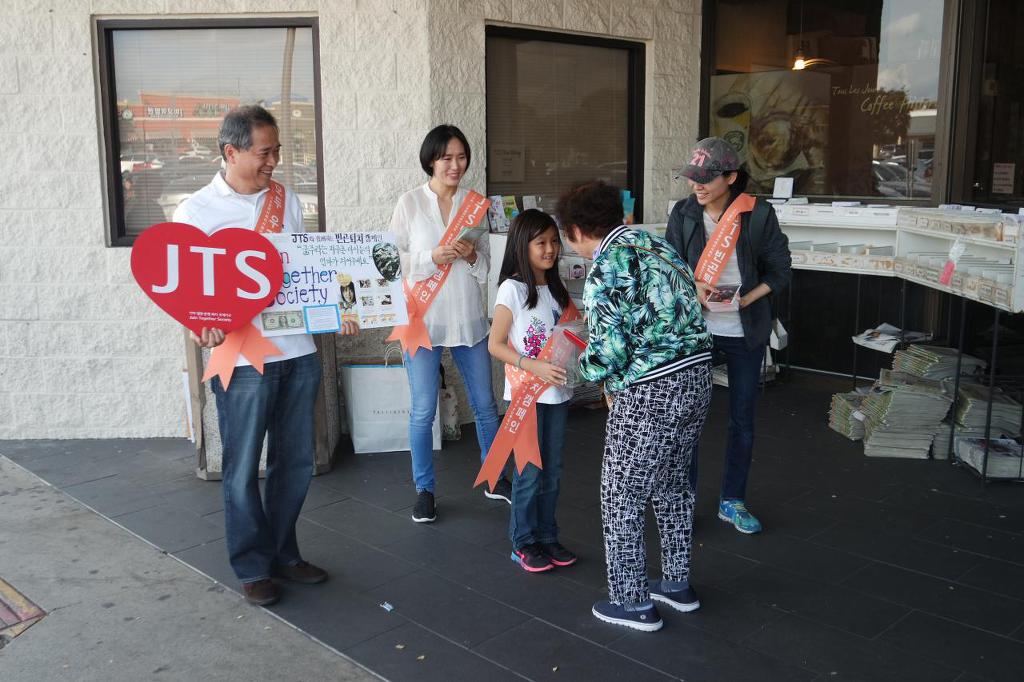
[
  {"x1": 494, "y1": 279, "x2": 573, "y2": 405},
  {"x1": 703, "y1": 211, "x2": 745, "y2": 338}
]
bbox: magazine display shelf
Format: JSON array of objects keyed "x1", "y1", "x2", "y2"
[
  {"x1": 776, "y1": 205, "x2": 1023, "y2": 481},
  {"x1": 776, "y1": 206, "x2": 1023, "y2": 313}
]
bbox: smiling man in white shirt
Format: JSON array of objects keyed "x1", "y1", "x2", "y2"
[{"x1": 173, "y1": 105, "x2": 349, "y2": 606}]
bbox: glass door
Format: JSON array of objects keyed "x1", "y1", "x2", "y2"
[{"x1": 952, "y1": 0, "x2": 1024, "y2": 209}]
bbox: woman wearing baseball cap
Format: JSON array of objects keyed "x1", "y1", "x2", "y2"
[{"x1": 666, "y1": 137, "x2": 792, "y2": 535}]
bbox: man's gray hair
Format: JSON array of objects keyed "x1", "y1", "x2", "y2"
[{"x1": 218, "y1": 105, "x2": 278, "y2": 160}]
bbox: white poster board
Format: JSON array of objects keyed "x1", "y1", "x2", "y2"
[
  {"x1": 260, "y1": 232, "x2": 407, "y2": 336},
  {"x1": 992, "y1": 163, "x2": 1015, "y2": 195}
]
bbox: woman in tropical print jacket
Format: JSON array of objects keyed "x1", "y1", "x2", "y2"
[{"x1": 555, "y1": 180, "x2": 713, "y2": 633}]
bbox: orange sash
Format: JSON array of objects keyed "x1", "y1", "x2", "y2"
[
  {"x1": 692, "y1": 193, "x2": 756, "y2": 286},
  {"x1": 254, "y1": 180, "x2": 286, "y2": 234},
  {"x1": 475, "y1": 301, "x2": 581, "y2": 492},
  {"x1": 387, "y1": 191, "x2": 491, "y2": 357},
  {"x1": 202, "y1": 180, "x2": 285, "y2": 389}
]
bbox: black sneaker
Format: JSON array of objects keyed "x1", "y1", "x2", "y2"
[
  {"x1": 591, "y1": 599, "x2": 663, "y2": 632},
  {"x1": 484, "y1": 477, "x2": 512, "y2": 504},
  {"x1": 539, "y1": 541, "x2": 577, "y2": 567},
  {"x1": 511, "y1": 543, "x2": 554, "y2": 573},
  {"x1": 411, "y1": 491, "x2": 436, "y2": 523},
  {"x1": 648, "y1": 579, "x2": 700, "y2": 613}
]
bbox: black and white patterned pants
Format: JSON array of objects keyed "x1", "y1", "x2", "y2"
[{"x1": 601, "y1": 362, "x2": 713, "y2": 605}]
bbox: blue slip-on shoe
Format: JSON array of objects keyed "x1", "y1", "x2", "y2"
[
  {"x1": 648, "y1": 579, "x2": 700, "y2": 613},
  {"x1": 591, "y1": 599, "x2": 663, "y2": 632},
  {"x1": 718, "y1": 499, "x2": 763, "y2": 534}
]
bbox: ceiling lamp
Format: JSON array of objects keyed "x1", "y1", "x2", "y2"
[{"x1": 793, "y1": 0, "x2": 806, "y2": 69}]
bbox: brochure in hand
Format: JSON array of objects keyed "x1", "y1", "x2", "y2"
[
  {"x1": 706, "y1": 283, "x2": 740, "y2": 312},
  {"x1": 457, "y1": 224, "x2": 489, "y2": 243}
]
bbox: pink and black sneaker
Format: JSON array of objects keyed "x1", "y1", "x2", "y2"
[
  {"x1": 511, "y1": 543, "x2": 554, "y2": 573},
  {"x1": 539, "y1": 541, "x2": 577, "y2": 567}
]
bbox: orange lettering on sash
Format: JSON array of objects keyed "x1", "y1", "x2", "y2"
[
  {"x1": 204, "y1": 180, "x2": 286, "y2": 389},
  {"x1": 693, "y1": 193, "x2": 756, "y2": 286},
  {"x1": 387, "y1": 191, "x2": 491, "y2": 357},
  {"x1": 475, "y1": 302, "x2": 581, "y2": 492}
]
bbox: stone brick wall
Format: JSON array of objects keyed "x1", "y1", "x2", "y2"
[{"x1": 0, "y1": 0, "x2": 702, "y2": 439}]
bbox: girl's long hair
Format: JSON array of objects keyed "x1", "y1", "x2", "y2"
[{"x1": 497, "y1": 209, "x2": 571, "y2": 311}]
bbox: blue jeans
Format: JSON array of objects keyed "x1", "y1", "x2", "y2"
[
  {"x1": 404, "y1": 338, "x2": 500, "y2": 493},
  {"x1": 509, "y1": 401, "x2": 568, "y2": 550},
  {"x1": 689, "y1": 335, "x2": 765, "y2": 501},
  {"x1": 211, "y1": 352, "x2": 322, "y2": 583}
]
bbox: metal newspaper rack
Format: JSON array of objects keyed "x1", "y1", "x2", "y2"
[{"x1": 776, "y1": 204, "x2": 1024, "y2": 483}]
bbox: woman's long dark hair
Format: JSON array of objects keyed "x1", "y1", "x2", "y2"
[
  {"x1": 498, "y1": 209, "x2": 571, "y2": 311},
  {"x1": 728, "y1": 166, "x2": 750, "y2": 196}
]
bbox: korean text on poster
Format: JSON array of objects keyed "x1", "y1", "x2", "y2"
[{"x1": 260, "y1": 232, "x2": 407, "y2": 336}]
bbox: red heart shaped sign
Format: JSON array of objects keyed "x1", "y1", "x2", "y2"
[{"x1": 131, "y1": 222, "x2": 284, "y2": 336}]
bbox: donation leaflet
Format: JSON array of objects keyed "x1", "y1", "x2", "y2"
[{"x1": 259, "y1": 232, "x2": 407, "y2": 336}]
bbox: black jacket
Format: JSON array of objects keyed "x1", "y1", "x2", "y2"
[{"x1": 666, "y1": 194, "x2": 792, "y2": 349}]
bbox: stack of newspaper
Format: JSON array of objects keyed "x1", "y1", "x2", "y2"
[
  {"x1": 892, "y1": 344, "x2": 986, "y2": 380},
  {"x1": 931, "y1": 421, "x2": 954, "y2": 459},
  {"x1": 930, "y1": 383, "x2": 1022, "y2": 460},
  {"x1": 860, "y1": 370, "x2": 954, "y2": 458},
  {"x1": 954, "y1": 383, "x2": 1023, "y2": 437},
  {"x1": 828, "y1": 392, "x2": 866, "y2": 440},
  {"x1": 852, "y1": 323, "x2": 931, "y2": 353},
  {"x1": 954, "y1": 437, "x2": 1024, "y2": 479}
]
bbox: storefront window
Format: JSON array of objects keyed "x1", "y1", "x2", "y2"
[
  {"x1": 98, "y1": 20, "x2": 321, "y2": 245},
  {"x1": 708, "y1": 0, "x2": 943, "y2": 200},
  {"x1": 485, "y1": 28, "x2": 644, "y2": 217}
]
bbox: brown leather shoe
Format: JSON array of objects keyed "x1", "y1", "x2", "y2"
[
  {"x1": 273, "y1": 560, "x2": 328, "y2": 585},
  {"x1": 242, "y1": 579, "x2": 280, "y2": 606}
]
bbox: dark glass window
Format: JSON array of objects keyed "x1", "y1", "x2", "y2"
[
  {"x1": 708, "y1": 0, "x2": 943, "y2": 200},
  {"x1": 485, "y1": 28, "x2": 644, "y2": 217},
  {"x1": 963, "y1": 0, "x2": 1024, "y2": 208},
  {"x1": 98, "y1": 20, "x2": 321, "y2": 245}
]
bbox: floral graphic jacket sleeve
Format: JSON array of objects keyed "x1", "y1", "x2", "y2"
[{"x1": 578, "y1": 227, "x2": 712, "y2": 394}]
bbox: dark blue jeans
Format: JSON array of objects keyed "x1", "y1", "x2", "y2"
[
  {"x1": 689, "y1": 335, "x2": 765, "y2": 501},
  {"x1": 509, "y1": 401, "x2": 568, "y2": 550},
  {"x1": 211, "y1": 352, "x2": 322, "y2": 583}
]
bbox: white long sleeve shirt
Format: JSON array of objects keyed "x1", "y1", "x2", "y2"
[
  {"x1": 390, "y1": 183, "x2": 491, "y2": 347},
  {"x1": 172, "y1": 172, "x2": 316, "y2": 366}
]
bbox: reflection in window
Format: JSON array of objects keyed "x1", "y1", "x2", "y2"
[
  {"x1": 103, "y1": 24, "x2": 319, "y2": 240},
  {"x1": 709, "y1": 0, "x2": 942, "y2": 200},
  {"x1": 486, "y1": 31, "x2": 640, "y2": 213}
]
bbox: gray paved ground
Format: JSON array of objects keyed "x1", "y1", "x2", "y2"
[{"x1": 0, "y1": 456, "x2": 380, "y2": 682}]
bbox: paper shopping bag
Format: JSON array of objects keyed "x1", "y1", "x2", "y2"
[{"x1": 340, "y1": 351, "x2": 441, "y2": 454}]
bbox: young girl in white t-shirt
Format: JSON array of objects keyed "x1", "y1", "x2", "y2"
[{"x1": 488, "y1": 209, "x2": 577, "y2": 573}]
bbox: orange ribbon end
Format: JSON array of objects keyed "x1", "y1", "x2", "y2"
[
  {"x1": 202, "y1": 323, "x2": 281, "y2": 390},
  {"x1": 386, "y1": 314, "x2": 432, "y2": 358},
  {"x1": 474, "y1": 409, "x2": 543, "y2": 492}
]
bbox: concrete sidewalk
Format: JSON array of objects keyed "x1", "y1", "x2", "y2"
[{"x1": 0, "y1": 456, "x2": 379, "y2": 682}]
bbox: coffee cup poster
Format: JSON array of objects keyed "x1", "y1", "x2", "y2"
[
  {"x1": 260, "y1": 232, "x2": 407, "y2": 336},
  {"x1": 710, "y1": 71, "x2": 830, "y2": 196}
]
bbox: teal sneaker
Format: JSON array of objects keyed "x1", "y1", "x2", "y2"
[{"x1": 718, "y1": 499, "x2": 762, "y2": 534}]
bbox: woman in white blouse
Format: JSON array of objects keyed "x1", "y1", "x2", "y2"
[{"x1": 391, "y1": 125, "x2": 504, "y2": 524}]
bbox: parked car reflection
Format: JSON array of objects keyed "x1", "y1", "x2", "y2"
[
  {"x1": 155, "y1": 163, "x2": 320, "y2": 230},
  {"x1": 872, "y1": 160, "x2": 931, "y2": 199}
]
